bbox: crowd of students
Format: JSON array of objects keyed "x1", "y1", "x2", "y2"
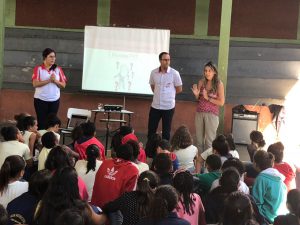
[{"x1": 0, "y1": 113, "x2": 299, "y2": 225}]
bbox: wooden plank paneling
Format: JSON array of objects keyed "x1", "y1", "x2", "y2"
[{"x1": 3, "y1": 28, "x2": 299, "y2": 105}]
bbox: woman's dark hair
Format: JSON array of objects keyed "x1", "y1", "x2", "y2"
[
  {"x1": 219, "y1": 167, "x2": 240, "y2": 193},
  {"x1": 150, "y1": 185, "x2": 178, "y2": 220},
  {"x1": 42, "y1": 132, "x2": 57, "y2": 149},
  {"x1": 1, "y1": 126, "x2": 18, "y2": 141},
  {"x1": 171, "y1": 125, "x2": 193, "y2": 150},
  {"x1": 173, "y1": 170, "x2": 195, "y2": 215},
  {"x1": 222, "y1": 191, "x2": 256, "y2": 225},
  {"x1": 71, "y1": 125, "x2": 83, "y2": 142},
  {"x1": 34, "y1": 167, "x2": 85, "y2": 225},
  {"x1": 153, "y1": 153, "x2": 172, "y2": 175},
  {"x1": 110, "y1": 131, "x2": 122, "y2": 152},
  {"x1": 222, "y1": 158, "x2": 245, "y2": 176},
  {"x1": 14, "y1": 113, "x2": 29, "y2": 132},
  {"x1": 0, "y1": 155, "x2": 25, "y2": 194},
  {"x1": 158, "y1": 139, "x2": 171, "y2": 151},
  {"x1": 22, "y1": 116, "x2": 36, "y2": 131},
  {"x1": 46, "y1": 113, "x2": 61, "y2": 129},
  {"x1": 212, "y1": 134, "x2": 230, "y2": 156},
  {"x1": 286, "y1": 189, "x2": 300, "y2": 216},
  {"x1": 136, "y1": 170, "x2": 159, "y2": 217},
  {"x1": 145, "y1": 133, "x2": 162, "y2": 158},
  {"x1": 115, "y1": 143, "x2": 133, "y2": 161},
  {"x1": 226, "y1": 133, "x2": 236, "y2": 150},
  {"x1": 86, "y1": 144, "x2": 100, "y2": 174},
  {"x1": 45, "y1": 146, "x2": 71, "y2": 171},
  {"x1": 119, "y1": 126, "x2": 133, "y2": 136},
  {"x1": 0, "y1": 204, "x2": 8, "y2": 225},
  {"x1": 269, "y1": 104, "x2": 284, "y2": 131},
  {"x1": 249, "y1": 131, "x2": 265, "y2": 147},
  {"x1": 55, "y1": 208, "x2": 92, "y2": 225},
  {"x1": 253, "y1": 150, "x2": 274, "y2": 171},
  {"x1": 126, "y1": 140, "x2": 140, "y2": 161},
  {"x1": 203, "y1": 61, "x2": 220, "y2": 93},
  {"x1": 267, "y1": 142, "x2": 284, "y2": 163},
  {"x1": 206, "y1": 154, "x2": 222, "y2": 171},
  {"x1": 29, "y1": 169, "x2": 52, "y2": 199},
  {"x1": 81, "y1": 122, "x2": 96, "y2": 137},
  {"x1": 42, "y1": 48, "x2": 56, "y2": 60}
]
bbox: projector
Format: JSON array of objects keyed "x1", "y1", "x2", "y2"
[{"x1": 103, "y1": 104, "x2": 123, "y2": 111}]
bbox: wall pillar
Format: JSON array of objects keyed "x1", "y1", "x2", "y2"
[{"x1": 217, "y1": 0, "x2": 232, "y2": 133}]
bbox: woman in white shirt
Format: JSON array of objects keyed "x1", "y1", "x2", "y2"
[
  {"x1": 171, "y1": 125, "x2": 200, "y2": 173},
  {"x1": 75, "y1": 144, "x2": 102, "y2": 201},
  {"x1": 0, "y1": 155, "x2": 28, "y2": 207}
]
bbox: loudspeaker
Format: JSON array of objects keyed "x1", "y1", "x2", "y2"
[{"x1": 232, "y1": 113, "x2": 259, "y2": 145}]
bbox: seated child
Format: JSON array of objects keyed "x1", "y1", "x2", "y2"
[
  {"x1": 153, "y1": 153, "x2": 173, "y2": 186},
  {"x1": 274, "y1": 189, "x2": 300, "y2": 225},
  {"x1": 75, "y1": 121, "x2": 105, "y2": 160},
  {"x1": 194, "y1": 154, "x2": 222, "y2": 195},
  {"x1": 267, "y1": 142, "x2": 296, "y2": 191},
  {"x1": 252, "y1": 150, "x2": 287, "y2": 223}
]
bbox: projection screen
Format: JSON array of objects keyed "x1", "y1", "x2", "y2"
[{"x1": 82, "y1": 26, "x2": 170, "y2": 95}]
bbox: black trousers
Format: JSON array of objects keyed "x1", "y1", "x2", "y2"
[
  {"x1": 34, "y1": 98, "x2": 60, "y2": 130},
  {"x1": 147, "y1": 107, "x2": 175, "y2": 141}
]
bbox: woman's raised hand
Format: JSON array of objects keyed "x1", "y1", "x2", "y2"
[{"x1": 191, "y1": 84, "x2": 200, "y2": 98}]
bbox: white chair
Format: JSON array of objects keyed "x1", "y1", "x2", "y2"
[{"x1": 61, "y1": 108, "x2": 92, "y2": 144}]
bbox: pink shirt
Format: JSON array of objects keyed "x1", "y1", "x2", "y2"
[
  {"x1": 175, "y1": 193, "x2": 206, "y2": 225},
  {"x1": 196, "y1": 86, "x2": 219, "y2": 116}
]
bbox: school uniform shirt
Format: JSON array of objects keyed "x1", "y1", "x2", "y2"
[
  {"x1": 0, "y1": 140, "x2": 31, "y2": 168},
  {"x1": 174, "y1": 145, "x2": 198, "y2": 171},
  {"x1": 6, "y1": 192, "x2": 38, "y2": 225},
  {"x1": 91, "y1": 158, "x2": 139, "y2": 208},
  {"x1": 0, "y1": 180, "x2": 28, "y2": 208},
  {"x1": 75, "y1": 159, "x2": 102, "y2": 202},
  {"x1": 38, "y1": 147, "x2": 52, "y2": 170},
  {"x1": 75, "y1": 136, "x2": 105, "y2": 160},
  {"x1": 38, "y1": 130, "x2": 60, "y2": 143},
  {"x1": 32, "y1": 64, "x2": 67, "y2": 102}
]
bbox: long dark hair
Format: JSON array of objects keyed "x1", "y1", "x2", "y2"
[
  {"x1": 0, "y1": 155, "x2": 25, "y2": 194},
  {"x1": 34, "y1": 167, "x2": 84, "y2": 225},
  {"x1": 202, "y1": 61, "x2": 220, "y2": 93},
  {"x1": 173, "y1": 170, "x2": 195, "y2": 215},
  {"x1": 86, "y1": 144, "x2": 100, "y2": 174},
  {"x1": 150, "y1": 185, "x2": 178, "y2": 220},
  {"x1": 45, "y1": 146, "x2": 72, "y2": 171},
  {"x1": 222, "y1": 192, "x2": 257, "y2": 225},
  {"x1": 136, "y1": 170, "x2": 159, "y2": 218}
]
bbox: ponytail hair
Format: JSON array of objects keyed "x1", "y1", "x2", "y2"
[
  {"x1": 150, "y1": 185, "x2": 178, "y2": 220},
  {"x1": 136, "y1": 170, "x2": 159, "y2": 217},
  {"x1": 250, "y1": 130, "x2": 265, "y2": 148},
  {"x1": 0, "y1": 155, "x2": 25, "y2": 194},
  {"x1": 85, "y1": 144, "x2": 100, "y2": 174}
]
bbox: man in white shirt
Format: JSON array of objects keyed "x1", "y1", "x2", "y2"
[{"x1": 147, "y1": 52, "x2": 182, "y2": 141}]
